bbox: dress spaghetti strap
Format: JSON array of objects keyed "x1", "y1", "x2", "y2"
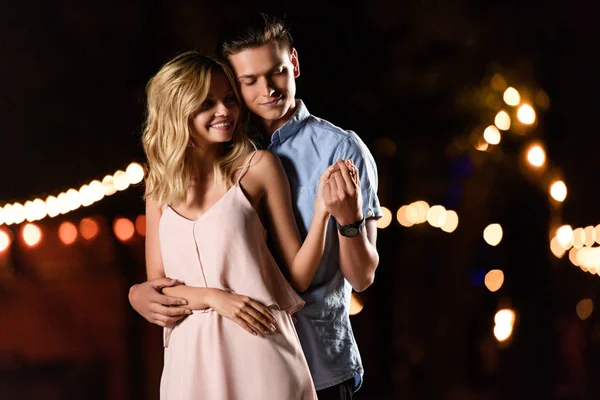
[{"x1": 236, "y1": 151, "x2": 258, "y2": 184}]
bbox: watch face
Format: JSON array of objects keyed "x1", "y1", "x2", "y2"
[{"x1": 343, "y1": 227, "x2": 359, "y2": 237}]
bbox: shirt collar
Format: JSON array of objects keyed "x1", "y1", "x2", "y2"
[{"x1": 271, "y1": 100, "x2": 310, "y2": 145}]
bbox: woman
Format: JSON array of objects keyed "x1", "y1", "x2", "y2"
[{"x1": 142, "y1": 52, "x2": 354, "y2": 399}]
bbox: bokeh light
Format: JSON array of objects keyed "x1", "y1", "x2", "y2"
[
  {"x1": 0, "y1": 229, "x2": 11, "y2": 252},
  {"x1": 527, "y1": 145, "x2": 546, "y2": 167},
  {"x1": 484, "y1": 269, "x2": 505, "y2": 292},
  {"x1": 349, "y1": 293, "x2": 364, "y2": 316},
  {"x1": 484, "y1": 125, "x2": 502, "y2": 145},
  {"x1": 114, "y1": 218, "x2": 135, "y2": 242},
  {"x1": 135, "y1": 215, "x2": 147, "y2": 237},
  {"x1": 426, "y1": 205, "x2": 447, "y2": 228},
  {"x1": 550, "y1": 181, "x2": 567, "y2": 202},
  {"x1": 494, "y1": 111, "x2": 511, "y2": 131},
  {"x1": 441, "y1": 210, "x2": 459, "y2": 233},
  {"x1": 503, "y1": 87, "x2": 521, "y2": 106},
  {"x1": 58, "y1": 222, "x2": 78, "y2": 246},
  {"x1": 483, "y1": 223, "x2": 503, "y2": 246},
  {"x1": 22, "y1": 223, "x2": 42, "y2": 247},
  {"x1": 126, "y1": 163, "x2": 145, "y2": 184},
  {"x1": 556, "y1": 225, "x2": 574, "y2": 248},
  {"x1": 80, "y1": 218, "x2": 100, "y2": 240},
  {"x1": 376, "y1": 207, "x2": 393, "y2": 229},
  {"x1": 517, "y1": 104, "x2": 536, "y2": 125},
  {"x1": 576, "y1": 299, "x2": 593, "y2": 321}
]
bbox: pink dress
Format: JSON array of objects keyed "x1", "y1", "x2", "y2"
[{"x1": 158, "y1": 152, "x2": 317, "y2": 400}]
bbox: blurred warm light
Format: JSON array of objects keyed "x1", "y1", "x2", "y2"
[
  {"x1": 503, "y1": 87, "x2": 521, "y2": 106},
  {"x1": 24, "y1": 201, "x2": 36, "y2": 222},
  {"x1": 32, "y1": 198, "x2": 47, "y2": 221},
  {"x1": 89, "y1": 180, "x2": 105, "y2": 202},
  {"x1": 0, "y1": 208, "x2": 4, "y2": 225},
  {"x1": 2, "y1": 204, "x2": 14, "y2": 225},
  {"x1": 58, "y1": 222, "x2": 78, "y2": 246},
  {"x1": 550, "y1": 181, "x2": 567, "y2": 202},
  {"x1": 576, "y1": 299, "x2": 593, "y2": 321},
  {"x1": 475, "y1": 139, "x2": 489, "y2": 151},
  {"x1": 12, "y1": 203, "x2": 26, "y2": 225},
  {"x1": 349, "y1": 293, "x2": 364, "y2": 316},
  {"x1": 572, "y1": 228, "x2": 586, "y2": 250},
  {"x1": 80, "y1": 218, "x2": 100, "y2": 240},
  {"x1": 550, "y1": 237, "x2": 567, "y2": 258},
  {"x1": 376, "y1": 207, "x2": 393, "y2": 229},
  {"x1": 494, "y1": 111, "x2": 511, "y2": 131},
  {"x1": 113, "y1": 170, "x2": 130, "y2": 191},
  {"x1": 484, "y1": 125, "x2": 502, "y2": 145},
  {"x1": 490, "y1": 73, "x2": 507, "y2": 91},
  {"x1": 494, "y1": 323, "x2": 513, "y2": 342},
  {"x1": 103, "y1": 175, "x2": 117, "y2": 196},
  {"x1": 569, "y1": 248, "x2": 580, "y2": 266},
  {"x1": 79, "y1": 184, "x2": 95, "y2": 207},
  {"x1": 441, "y1": 210, "x2": 459, "y2": 233},
  {"x1": 45, "y1": 195, "x2": 60, "y2": 218},
  {"x1": 412, "y1": 201, "x2": 430, "y2": 224},
  {"x1": 427, "y1": 205, "x2": 447, "y2": 228},
  {"x1": 114, "y1": 218, "x2": 135, "y2": 242},
  {"x1": 584, "y1": 226, "x2": 596, "y2": 247},
  {"x1": 556, "y1": 225, "x2": 574, "y2": 248},
  {"x1": 495, "y1": 309, "x2": 516, "y2": 326},
  {"x1": 405, "y1": 205, "x2": 419, "y2": 225},
  {"x1": 494, "y1": 308, "x2": 516, "y2": 342},
  {"x1": 65, "y1": 189, "x2": 82, "y2": 211},
  {"x1": 22, "y1": 223, "x2": 42, "y2": 247},
  {"x1": 517, "y1": 104, "x2": 536, "y2": 125},
  {"x1": 484, "y1": 269, "x2": 504, "y2": 292},
  {"x1": 135, "y1": 215, "x2": 146, "y2": 237},
  {"x1": 57, "y1": 193, "x2": 70, "y2": 215},
  {"x1": 0, "y1": 229, "x2": 11, "y2": 252},
  {"x1": 595, "y1": 225, "x2": 600, "y2": 245},
  {"x1": 126, "y1": 163, "x2": 145, "y2": 184},
  {"x1": 396, "y1": 206, "x2": 414, "y2": 227},
  {"x1": 483, "y1": 223, "x2": 503, "y2": 246},
  {"x1": 535, "y1": 90, "x2": 550, "y2": 109},
  {"x1": 527, "y1": 145, "x2": 546, "y2": 167}
]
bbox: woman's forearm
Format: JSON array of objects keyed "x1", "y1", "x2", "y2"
[
  {"x1": 162, "y1": 286, "x2": 218, "y2": 310},
  {"x1": 289, "y1": 210, "x2": 330, "y2": 292}
]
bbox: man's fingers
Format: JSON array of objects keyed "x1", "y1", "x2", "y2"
[
  {"x1": 155, "y1": 304, "x2": 192, "y2": 318},
  {"x1": 151, "y1": 277, "x2": 181, "y2": 290},
  {"x1": 158, "y1": 292, "x2": 189, "y2": 306}
]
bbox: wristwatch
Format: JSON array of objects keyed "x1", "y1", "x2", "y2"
[{"x1": 337, "y1": 218, "x2": 365, "y2": 237}]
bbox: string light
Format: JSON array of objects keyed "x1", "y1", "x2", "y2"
[
  {"x1": 0, "y1": 162, "x2": 144, "y2": 227},
  {"x1": 549, "y1": 181, "x2": 567, "y2": 202},
  {"x1": 483, "y1": 224, "x2": 503, "y2": 246},
  {"x1": 517, "y1": 104, "x2": 536, "y2": 125}
]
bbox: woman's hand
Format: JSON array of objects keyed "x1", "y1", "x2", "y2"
[
  {"x1": 315, "y1": 162, "x2": 341, "y2": 218},
  {"x1": 206, "y1": 289, "x2": 278, "y2": 336}
]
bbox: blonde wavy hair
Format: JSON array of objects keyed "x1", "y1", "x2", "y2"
[{"x1": 142, "y1": 51, "x2": 255, "y2": 206}]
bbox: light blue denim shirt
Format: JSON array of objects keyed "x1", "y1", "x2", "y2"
[{"x1": 267, "y1": 100, "x2": 382, "y2": 391}]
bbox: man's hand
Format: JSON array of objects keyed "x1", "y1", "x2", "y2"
[
  {"x1": 324, "y1": 159, "x2": 363, "y2": 226},
  {"x1": 128, "y1": 278, "x2": 192, "y2": 327}
]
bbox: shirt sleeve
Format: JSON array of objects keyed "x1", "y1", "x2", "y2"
[{"x1": 333, "y1": 133, "x2": 383, "y2": 220}]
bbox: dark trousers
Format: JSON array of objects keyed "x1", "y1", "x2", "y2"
[{"x1": 315, "y1": 379, "x2": 354, "y2": 400}]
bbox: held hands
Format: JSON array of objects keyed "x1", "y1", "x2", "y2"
[
  {"x1": 317, "y1": 159, "x2": 363, "y2": 226},
  {"x1": 206, "y1": 289, "x2": 278, "y2": 336}
]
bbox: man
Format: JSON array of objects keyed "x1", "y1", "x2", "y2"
[{"x1": 129, "y1": 13, "x2": 381, "y2": 399}]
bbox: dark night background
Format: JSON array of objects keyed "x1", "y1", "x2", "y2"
[{"x1": 1, "y1": 1, "x2": 600, "y2": 399}]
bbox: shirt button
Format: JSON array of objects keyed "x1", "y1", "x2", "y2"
[
  {"x1": 300, "y1": 189, "x2": 304, "y2": 194},
  {"x1": 367, "y1": 210, "x2": 373, "y2": 217}
]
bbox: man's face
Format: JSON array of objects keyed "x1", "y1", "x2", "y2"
[{"x1": 228, "y1": 42, "x2": 300, "y2": 132}]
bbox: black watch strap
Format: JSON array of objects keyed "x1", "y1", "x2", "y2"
[{"x1": 337, "y1": 218, "x2": 366, "y2": 237}]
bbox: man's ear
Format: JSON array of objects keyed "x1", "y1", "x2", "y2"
[{"x1": 291, "y1": 48, "x2": 300, "y2": 78}]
